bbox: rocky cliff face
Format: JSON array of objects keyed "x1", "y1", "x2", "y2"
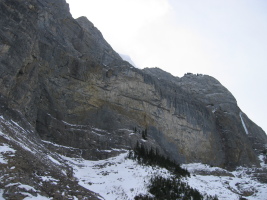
[{"x1": 0, "y1": 0, "x2": 266, "y2": 187}]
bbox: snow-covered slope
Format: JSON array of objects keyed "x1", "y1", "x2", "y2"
[
  {"x1": 61, "y1": 151, "x2": 267, "y2": 200},
  {"x1": 0, "y1": 115, "x2": 100, "y2": 199},
  {"x1": 183, "y1": 163, "x2": 267, "y2": 200},
  {"x1": 62, "y1": 152, "x2": 171, "y2": 200},
  {"x1": 1, "y1": 113, "x2": 267, "y2": 200}
]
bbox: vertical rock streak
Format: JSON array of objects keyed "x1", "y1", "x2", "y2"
[{"x1": 240, "y1": 112, "x2": 249, "y2": 135}]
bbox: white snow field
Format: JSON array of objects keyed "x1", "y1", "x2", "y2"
[
  {"x1": 62, "y1": 152, "x2": 267, "y2": 200},
  {"x1": 183, "y1": 163, "x2": 267, "y2": 200},
  {"x1": 62, "y1": 152, "x2": 171, "y2": 200}
]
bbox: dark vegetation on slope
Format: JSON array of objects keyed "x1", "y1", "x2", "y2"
[
  {"x1": 128, "y1": 142, "x2": 190, "y2": 177},
  {"x1": 128, "y1": 143, "x2": 219, "y2": 200},
  {"x1": 134, "y1": 176, "x2": 219, "y2": 200}
]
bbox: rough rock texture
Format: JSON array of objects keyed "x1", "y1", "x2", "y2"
[
  {"x1": 0, "y1": 105, "x2": 100, "y2": 199},
  {"x1": 0, "y1": 0, "x2": 266, "y2": 191},
  {"x1": 1, "y1": 0, "x2": 267, "y2": 198}
]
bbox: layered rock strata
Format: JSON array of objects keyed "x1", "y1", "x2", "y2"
[{"x1": 0, "y1": 0, "x2": 266, "y2": 174}]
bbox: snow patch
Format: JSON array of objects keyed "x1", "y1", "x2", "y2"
[
  {"x1": 23, "y1": 194, "x2": 52, "y2": 200},
  {"x1": 47, "y1": 155, "x2": 61, "y2": 165},
  {"x1": 0, "y1": 143, "x2": 16, "y2": 164},
  {"x1": 10, "y1": 120, "x2": 25, "y2": 132},
  {"x1": 258, "y1": 154, "x2": 267, "y2": 168},
  {"x1": 38, "y1": 176, "x2": 59, "y2": 185},
  {"x1": 182, "y1": 163, "x2": 228, "y2": 174},
  {"x1": 17, "y1": 184, "x2": 38, "y2": 192},
  {"x1": 0, "y1": 144, "x2": 16, "y2": 154},
  {"x1": 0, "y1": 189, "x2": 4, "y2": 200},
  {"x1": 239, "y1": 112, "x2": 249, "y2": 134},
  {"x1": 42, "y1": 140, "x2": 78, "y2": 150},
  {"x1": 0, "y1": 117, "x2": 37, "y2": 153},
  {"x1": 5, "y1": 182, "x2": 38, "y2": 193}
]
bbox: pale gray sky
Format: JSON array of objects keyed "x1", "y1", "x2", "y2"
[{"x1": 66, "y1": 0, "x2": 267, "y2": 133}]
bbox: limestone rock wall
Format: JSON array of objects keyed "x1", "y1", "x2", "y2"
[{"x1": 0, "y1": 0, "x2": 266, "y2": 170}]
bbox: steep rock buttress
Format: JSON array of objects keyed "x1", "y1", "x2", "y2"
[{"x1": 0, "y1": 0, "x2": 266, "y2": 173}]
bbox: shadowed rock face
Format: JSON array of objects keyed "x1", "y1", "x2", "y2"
[{"x1": 0, "y1": 0, "x2": 266, "y2": 172}]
